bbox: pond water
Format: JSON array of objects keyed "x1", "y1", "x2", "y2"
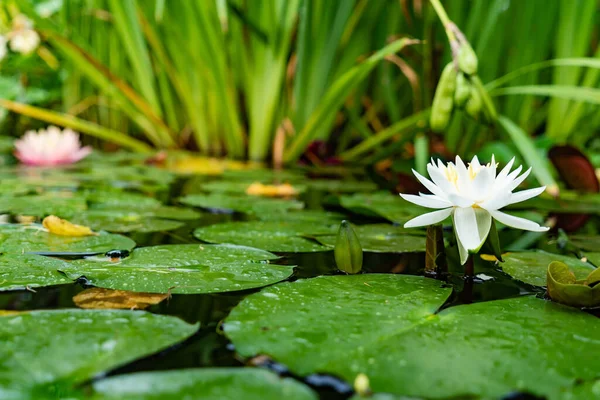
[{"x1": 0, "y1": 155, "x2": 598, "y2": 399}]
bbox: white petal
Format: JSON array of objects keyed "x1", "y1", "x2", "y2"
[
  {"x1": 454, "y1": 156, "x2": 472, "y2": 196},
  {"x1": 470, "y1": 155, "x2": 481, "y2": 169},
  {"x1": 399, "y1": 193, "x2": 450, "y2": 209},
  {"x1": 404, "y1": 208, "x2": 453, "y2": 228},
  {"x1": 411, "y1": 169, "x2": 447, "y2": 199},
  {"x1": 489, "y1": 210, "x2": 549, "y2": 232},
  {"x1": 471, "y1": 167, "x2": 494, "y2": 198},
  {"x1": 479, "y1": 192, "x2": 511, "y2": 211},
  {"x1": 447, "y1": 193, "x2": 474, "y2": 208},
  {"x1": 453, "y1": 207, "x2": 491, "y2": 251},
  {"x1": 495, "y1": 157, "x2": 515, "y2": 183},
  {"x1": 453, "y1": 223, "x2": 470, "y2": 265},
  {"x1": 427, "y1": 163, "x2": 457, "y2": 196},
  {"x1": 506, "y1": 167, "x2": 532, "y2": 192},
  {"x1": 489, "y1": 155, "x2": 497, "y2": 178},
  {"x1": 507, "y1": 186, "x2": 546, "y2": 205}
]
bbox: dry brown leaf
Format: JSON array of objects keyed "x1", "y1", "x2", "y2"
[
  {"x1": 73, "y1": 288, "x2": 168, "y2": 310},
  {"x1": 42, "y1": 215, "x2": 97, "y2": 237},
  {"x1": 245, "y1": 182, "x2": 298, "y2": 198}
]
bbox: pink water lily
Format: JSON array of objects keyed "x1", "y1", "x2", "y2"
[
  {"x1": 14, "y1": 126, "x2": 92, "y2": 166},
  {"x1": 400, "y1": 155, "x2": 549, "y2": 264}
]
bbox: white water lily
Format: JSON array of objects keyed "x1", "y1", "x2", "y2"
[
  {"x1": 7, "y1": 15, "x2": 40, "y2": 55},
  {"x1": 400, "y1": 155, "x2": 549, "y2": 264}
]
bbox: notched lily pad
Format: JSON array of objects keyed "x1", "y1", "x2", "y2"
[
  {"x1": 194, "y1": 221, "x2": 337, "y2": 252},
  {"x1": 179, "y1": 193, "x2": 304, "y2": 215},
  {"x1": 85, "y1": 368, "x2": 317, "y2": 400},
  {"x1": 0, "y1": 224, "x2": 136, "y2": 255},
  {"x1": 314, "y1": 224, "x2": 426, "y2": 253},
  {"x1": 547, "y1": 261, "x2": 600, "y2": 308},
  {"x1": 486, "y1": 251, "x2": 594, "y2": 287},
  {"x1": 0, "y1": 309, "x2": 197, "y2": 397},
  {"x1": 62, "y1": 244, "x2": 293, "y2": 294}
]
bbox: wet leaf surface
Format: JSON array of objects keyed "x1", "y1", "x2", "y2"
[
  {"x1": 71, "y1": 210, "x2": 185, "y2": 233},
  {"x1": 225, "y1": 275, "x2": 600, "y2": 398},
  {"x1": 0, "y1": 193, "x2": 87, "y2": 218},
  {"x1": 547, "y1": 262, "x2": 600, "y2": 308},
  {"x1": 315, "y1": 224, "x2": 426, "y2": 253},
  {"x1": 194, "y1": 221, "x2": 336, "y2": 252},
  {"x1": 0, "y1": 224, "x2": 136, "y2": 255},
  {"x1": 62, "y1": 244, "x2": 293, "y2": 294},
  {"x1": 83, "y1": 368, "x2": 317, "y2": 400},
  {"x1": 492, "y1": 251, "x2": 594, "y2": 287},
  {"x1": 179, "y1": 193, "x2": 304, "y2": 215},
  {"x1": 0, "y1": 253, "x2": 71, "y2": 291},
  {"x1": 0, "y1": 309, "x2": 198, "y2": 397}
]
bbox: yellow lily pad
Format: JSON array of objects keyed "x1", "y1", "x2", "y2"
[
  {"x1": 246, "y1": 182, "x2": 299, "y2": 197},
  {"x1": 73, "y1": 288, "x2": 168, "y2": 310},
  {"x1": 42, "y1": 215, "x2": 97, "y2": 237}
]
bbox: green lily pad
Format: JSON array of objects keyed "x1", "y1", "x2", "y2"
[
  {"x1": 338, "y1": 192, "x2": 423, "y2": 224},
  {"x1": 307, "y1": 180, "x2": 378, "y2": 193},
  {"x1": 222, "y1": 168, "x2": 306, "y2": 182},
  {"x1": 554, "y1": 379, "x2": 600, "y2": 400},
  {"x1": 0, "y1": 224, "x2": 136, "y2": 255},
  {"x1": 585, "y1": 252, "x2": 600, "y2": 266},
  {"x1": 314, "y1": 224, "x2": 426, "y2": 253},
  {"x1": 570, "y1": 235, "x2": 600, "y2": 251},
  {"x1": 85, "y1": 368, "x2": 317, "y2": 400},
  {"x1": 256, "y1": 210, "x2": 346, "y2": 223},
  {"x1": 179, "y1": 193, "x2": 304, "y2": 215},
  {"x1": 71, "y1": 211, "x2": 184, "y2": 233},
  {"x1": 86, "y1": 190, "x2": 163, "y2": 209},
  {"x1": 0, "y1": 254, "x2": 72, "y2": 291},
  {"x1": 225, "y1": 275, "x2": 600, "y2": 399},
  {"x1": 194, "y1": 221, "x2": 336, "y2": 252},
  {"x1": 490, "y1": 251, "x2": 594, "y2": 287},
  {"x1": 547, "y1": 261, "x2": 600, "y2": 308},
  {"x1": 200, "y1": 181, "x2": 307, "y2": 195},
  {"x1": 62, "y1": 244, "x2": 293, "y2": 294},
  {"x1": 0, "y1": 309, "x2": 197, "y2": 397},
  {"x1": 0, "y1": 193, "x2": 87, "y2": 218}
]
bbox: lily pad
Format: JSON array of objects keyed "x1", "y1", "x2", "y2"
[
  {"x1": 0, "y1": 309, "x2": 197, "y2": 397},
  {"x1": 194, "y1": 221, "x2": 337, "y2": 252},
  {"x1": 179, "y1": 193, "x2": 304, "y2": 215},
  {"x1": 86, "y1": 190, "x2": 163, "y2": 209},
  {"x1": 62, "y1": 244, "x2": 293, "y2": 294},
  {"x1": 85, "y1": 368, "x2": 317, "y2": 400},
  {"x1": 511, "y1": 192, "x2": 600, "y2": 215},
  {"x1": 570, "y1": 235, "x2": 600, "y2": 252},
  {"x1": 0, "y1": 253, "x2": 72, "y2": 291},
  {"x1": 547, "y1": 262, "x2": 600, "y2": 308},
  {"x1": 0, "y1": 193, "x2": 87, "y2": 218},
  {"x1": 225, "y1": 275, "x2": 600, "y2": 399},
  {"x1": 71, "y1": 210, "x2": 185, "y2": 233},
  {"x1": 0, "y1": 224, "x2": 136, "y2": 255},
  {"x1": 200, "y1": 181, "x2": 307, "y2": 196},
  {"x1": 338, "y1": 192, "x2": 423, "y2": 224},
  {"x1": 314, "y1": 224, "x2": 426, "y2": 253},
  {"x1": 257, "y1": 210, "x2": 346, "y2": 224},
  {"x1": 307, "y1": 180, "x2": 378, "y2": 193},
  {"x1": 490, "y1": 251, "x2": 595, "y2": 287}
]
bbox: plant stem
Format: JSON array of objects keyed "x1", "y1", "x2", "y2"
[
  {"x1": 428, "y1": 0, "x2": 456, "y2": 43},
  {"x1": 464, "y1": 255, "x2": 474, "y2": 278}
]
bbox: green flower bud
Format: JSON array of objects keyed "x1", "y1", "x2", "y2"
[
  {"x1": 458, "y1": 43, "x2": 478, "y2": 75},
  {"x1": 430, "y1": 62, "x2": 457, "y2": 132},
  {"x1": 454, "y1": 72, "x2": 471, "y2": 107},
  {"x1": 334, "y1": 220, "x2": 363, "y2": 274}
]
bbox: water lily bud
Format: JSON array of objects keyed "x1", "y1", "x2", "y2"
[
  {"x1": 458, "y1": 43, "x2": 478, "y2": 75},
  {"x1": 353, "y1": 373, "x2": 371, "y2": 397},
  {"x1": 454, "y1": 73, "x2": 471, "y2": 107},
  {"x1": 430, "y1": 62, "x2": 457, "y2": 132},
  {"x1": 334, "y1": 220, "x2": 363, "y2": 274}
]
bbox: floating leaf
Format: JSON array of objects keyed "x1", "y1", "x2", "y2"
[
  {"x1": 510, "y1": 192, "x2": 600, "y2": 215},
  {"x1": 225, "y1": 275, "x2": 600, "y2": 398},
  {"x1": 338, "y1": 192, "x2": 423, "y2": 224},
  {"x1": 180, "y1": 193, "x2": 304, "y2": 215},
  {"x1": 73, "y1": 288, "x2": 168, "y2": 310},
  {"x1": 257, "y1": 210, "x2": 346, "y2": 224},
  {"x1": 306, "y1": 180, "x2": 378, "y2": 193},
  {"x1": 570, "y1": 235, "x2": 600, "y2": 251},
  {"x1": 246, "y1": 182, "x2": 301, "y2": 197},
  {"x1": 0, "y1": 253, "x2": 72, "y2": 291},
  {"x1": 547, "y1": 262, "x2": 600, "y2": 308},
  {"x1": 489, "y1": 251, "x2": 594, "y2": 287},
  {"x1": 0, "y1": 193, "x2": 87, "y2": 218},
  {"x1": 0, "y1": 309, "x2": 197, "y2": 397},
  {"x1": 315, "y1": 224, "x2": 425, "y2": 253},
  {"x1": 0, "y1": 224, "x2": 135, "y2": 255},
  {"x1": 86, "y1": 190, "x2": 163, "y2": 209},
  {"x1": 62, "y1": 244, "x2": 293, "y2": 294},
  {"x1": 194, "y1": 221, "x2": 336, "y2": 252},
  {"x1": 42, "y1": 215, "x2": 96, "y2": 237},
  {"x1": 71, "y1": 210, "x2": 185, "y2": 233},
  {"x1": 84, "y1": 368, "x2": 317, "y2": 400}
]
